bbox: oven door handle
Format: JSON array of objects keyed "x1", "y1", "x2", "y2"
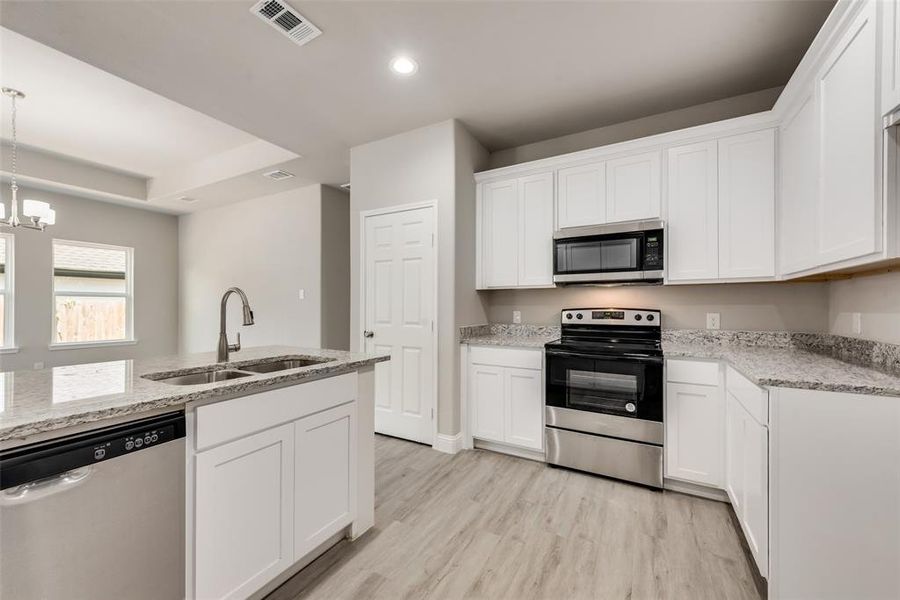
[{"x1": 544, "y1": 349, "x2": 663, "y2": 364}]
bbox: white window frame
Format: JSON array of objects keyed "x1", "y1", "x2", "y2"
[
  {"x1": 50, "y1": 239, "x2": 135, "y2": 349},
  {"x1": 0, "y1": 232, "x2": 14, "y2": 352}
]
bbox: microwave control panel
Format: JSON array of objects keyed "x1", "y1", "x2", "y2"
[{"x1": 643, "y1": 230, "x2": 663, "y2": 269}]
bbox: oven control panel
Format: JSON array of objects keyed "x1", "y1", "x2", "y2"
[{"x1": 562, "y1": 308, "x2": 660, "y2": 326}]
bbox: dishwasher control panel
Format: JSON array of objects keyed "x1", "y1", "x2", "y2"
[{"x1": 0, "y1": 412, "x2": 185, "y2": 490}]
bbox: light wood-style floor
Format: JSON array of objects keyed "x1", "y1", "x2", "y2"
[{"x1": 268, "y1": 435, "x2": 763, "y2": 600}]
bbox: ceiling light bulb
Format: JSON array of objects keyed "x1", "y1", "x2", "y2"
[{"x1": 390, "y1": 56, "x2": 418, "y2": 76}]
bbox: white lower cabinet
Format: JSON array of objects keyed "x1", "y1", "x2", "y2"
[
  {"x1": 725, "y1": 387, "x2": 769, "y2": 579},
  {"x1": 665, "y1": 382, "x2": 724, "y2": 487},
  {"x1": 468, "y1": 346, "x2": 543, "y2": 452},
  {"x1": 194, "y1": 423, "x2": 295, "y2": 600},
  {"x1": 294, "y1": 403, "x2": 357, "y2": 561},
  {"x1": 191, "y1": 377, "x2": 359, "y2": 600}
]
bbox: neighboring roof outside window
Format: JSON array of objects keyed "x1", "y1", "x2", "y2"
[{"x1": 53, "y1": 242, "x2": 127, "y2": 278}]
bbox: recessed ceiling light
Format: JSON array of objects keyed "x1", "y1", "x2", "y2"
[{"x1": 390, "y1": 55, "x2": 418, "y2": 76}]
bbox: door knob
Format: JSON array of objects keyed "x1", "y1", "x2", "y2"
[{"x1": 363, "y1": 330, "x2": 375, "y2": 338}]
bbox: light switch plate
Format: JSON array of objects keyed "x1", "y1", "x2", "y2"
[
  {"x1": 298, "y1": 289, "x2": 305, "y2": 300},
  {"x1": 706, "y1": 312, "x2": 721, "y2": 330},
  {"x1": 513, "y1": 310, "x2": 522, "y2": 324},
  {"x1": 34, "y1": 362, "x2": 45, "y2": 370}
]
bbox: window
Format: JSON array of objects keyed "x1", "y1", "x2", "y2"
[
  {"x1": 0, "y1": 233, "x2": 13, "y2": 349},
  {"x1": 52, "y1": 240, "x2": 133, "y2": 346}
]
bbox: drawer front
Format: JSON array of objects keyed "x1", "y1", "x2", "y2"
[
  {"x1": 469, "y1": 345, "x2": 543, "y2": 370},
  {"x1": 726, "y1": 365, "x2": 768, "y2": 425},
  {"x1": 666, "y1": 359, "x2": 720, "y2": 386},
  {"x1": 195, "y1": 373, "x2": 358, "y2": 451}
]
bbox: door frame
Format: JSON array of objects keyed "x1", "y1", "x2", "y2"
[{"x1": 358, "y1": 200, "x2": 439, "y2": 448}]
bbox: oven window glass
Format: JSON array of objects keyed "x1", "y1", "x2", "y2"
[
  {"x1": 556, "y1": 236, "x2": 639, "y2": 273},
  {"x1": 566, "y1": 369, "x2": 638, "y2": 412}
]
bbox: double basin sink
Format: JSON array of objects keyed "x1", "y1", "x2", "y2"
[{"x1": 145, "y1": 357, "x2": 333, "y2": 386}]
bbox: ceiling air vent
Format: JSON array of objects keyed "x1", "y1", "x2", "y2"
[
  {"x1": 263, "y1": 169, "x2": 295, "y2": 181},
  {"x1": 250, "y1": 0, "x2": 322, "y2": 47}
]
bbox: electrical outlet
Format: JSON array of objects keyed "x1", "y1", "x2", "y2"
[
  {"x1": 852, "y1": 312, "x2": 862, "y2": 335},
  {"x1": 34, "y1": 362, "x2": 45, "y2": 370},
  {"x1": 512, "y1": 310, "x2": 522, "y2": 324},
  {"x1": 706, "y1": 312, "x2": 721, "y2": 330}
]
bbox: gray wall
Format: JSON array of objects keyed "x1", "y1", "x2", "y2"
[
  {"x1": 1, "y1": 187, "x2": 178, "y2": 371},
  {"x1": 487, "y1": 86, "x2": 783, "y2": 169},
  {"x1": 828, "y1": 271, "x2": 900, "y2": 343},
  {"x1": 482, "y1": 282, "x2": 829, "y2": 332},
  {"x1": 320, "y1": 185, "x2": 351, "y2": 351},
  {"x1": 179, "y1": 185, "x2": 325, "y2": 353}
]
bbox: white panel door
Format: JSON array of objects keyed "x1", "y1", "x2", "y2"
[
  {"x1": 817, "y1": 1, "x2": 879, "y2": 265},
  {"x1": 517, "y1": 172, "x2": 554, "y2": 287},
  {"x1": 194, "y1": 423, "x2": 294, "y2": 600},
  {"x1": 665, "y1": 382, "x2": 724, "y2": 487},
  {"x1": 504, "y1": 367, "x2": 543, "y2": 451},
  {"x1": 557, "y1": 162, "x2": 606, "y2": 228},
  {"x1": 605, "y1": 150, "x2": 661, "y2": 223},
  {"x1": 482, "y1": 179, "x2": 520, "y2": 287},
  {"x1": 666, "y1": 141, "x2": 718, "y2": 281},
  {"x1": 743, "y1": 414, "x2": 769, "y2": 578},
  {"x1": 779, "y1": 94, "x2": 819, "y2": 275},
  {"x1": 470, "y1": 364, "x2": 504, "y2": 443},
  {"x1": 725, "y1": 392, "x2": 745, "y2": 514},
  {"x1": 294, "y1": 403, "x2": 357, "y2": 561},
  {"x1": 883, "y1": 0, "x2": 900, "y2": 115},
  {"x1": 364, "y1": 205, "x2": 435, "y2": 445},
  {"x1": 718, "y1": 129, "x2": 776, "y2": 278}
]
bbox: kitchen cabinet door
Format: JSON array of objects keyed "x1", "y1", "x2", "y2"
[
  {"x1": 665, "y1": 382, "x2": 724, "y2": 487},
  {"x1": 605, "y1": 150, "x2": 661, "y2": 224},
  {"x1": 482, "y1": 179, "x2": 519, "y2": 288},
  {"x1": 294, "y1": 403, "x2": 357, "y2": 561},
  {"x1": 557, "y1": 162, "x2": 606, "y2": 228},
  {"x1": 194, "y1": 423, "x2": 294, "y2": 600},
  {"x1": 504, "y1": 367, "x2": 543, "y2": 451},
  {"x1": 817, "y1": 1, "x2": 879, "y2": 265},
  {"x1": 779, "y1": 94, "x2": 819, "y2": 275},
  {"x1": 517, "y1": 172, "x2": 554, "y2": 287},
  {"x1": 725, "y1": 392, "x2": 745, "y2": 515},
  {"x1": 470, "y1": 364, "x2": 505, "y2": 443},
  {"x1": 743, "y1": 413, "x2": 769, "y2": 578},
  {"x1": 718, "y1": 129, "x2": 776, "y2": 279},
  {"x1": 883, "y1": 0, "x2": 900, "y2": 115},
  {"x1": 666, "y1": 141, "x2": 718, "y2": 281}
]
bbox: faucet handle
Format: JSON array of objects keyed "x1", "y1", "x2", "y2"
[{"x1": 229, "y1": 332, "x2": 242, "y2": 353}]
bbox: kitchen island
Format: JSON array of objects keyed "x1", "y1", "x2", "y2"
[{"x1": 0, "y1": 346, "x2": 389, "y2": 600}]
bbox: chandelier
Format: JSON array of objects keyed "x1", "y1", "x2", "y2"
[{"x1": 2, "y1": 87, "x2": 55, "y2": 231}]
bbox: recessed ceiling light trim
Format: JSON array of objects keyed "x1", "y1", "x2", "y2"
[{"x1": 390, "y1": 56, "x2": 418, "y2": 76}]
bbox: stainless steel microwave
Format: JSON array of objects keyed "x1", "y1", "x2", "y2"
[{"x1": 553, "y1": 220, "x2": 664, "y2": 285}]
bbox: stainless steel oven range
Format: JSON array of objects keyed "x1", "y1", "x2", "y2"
[{"x1": 544, "y1": 308, "x2": 663, "y2": 488}]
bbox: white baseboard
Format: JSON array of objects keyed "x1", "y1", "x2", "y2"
[
  {"x1": 664, "y1": 477, "x2": 730, "y2": 503},
  {"x1": 474, "y1": 438, "x2": 545, "y2": 462},
  {"x1": 433, "y1": 432, "x2": 464, "y2": 454}
]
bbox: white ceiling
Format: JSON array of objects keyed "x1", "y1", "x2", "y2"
[
  {"x1": 0, "y1": 27, "x2": 263, "y2": 178},
  {"x1": 0, "y1": 0, "x2": 834, "y2": 187}
]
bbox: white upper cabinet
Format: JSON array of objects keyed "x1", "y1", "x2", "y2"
[
  {"x1": 666, "y1": 141, "x2": 718, "y2": 281},
  {"x1": 779, "y1": 94, "x2": 819, "y2": 275},
  {"x1": 557, "y1": 162, "x2": 606, "y2": 228},
  {"x1": 882, "y1": 0, "x2": 900, "y2": 115},
  {"x1": 817, "y1": 0, "x2": 879, "y2": 265},
  {"x1": 605, "y1": 150, "x2": 661, "y2": 223},
  {"x1": 717, "y1": 129, "x2": 776, "y2": 279},
  {"x1": 517, "y1": 173, "x2": 555, "y2": 287},
  {"x1": 478, "y1": 172, "x2": 553, "y2": 289},
  {"x1": 481, "y1": 179, "x2": 519, "y2": 288}
]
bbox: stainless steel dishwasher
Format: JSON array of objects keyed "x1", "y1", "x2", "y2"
[{"x1": 0, "y1": 411, "x2": 185, "y2": 600}]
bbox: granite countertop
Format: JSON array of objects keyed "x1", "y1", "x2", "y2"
[
  {"x1": 0, "y1": 345, "x2": 389, "y2": 443},
  {"x1": 459, "y1": 324, "x2": 560, "y2": 348},
  {"x1": 663, "y1": 332, "x2": 900, "y2": 398}
]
